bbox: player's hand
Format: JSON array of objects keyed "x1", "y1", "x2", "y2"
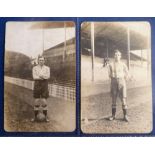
[{"x1": 39, "y1": 75, "x2": 44, "y2": 79}]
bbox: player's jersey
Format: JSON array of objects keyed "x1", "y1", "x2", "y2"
[
  {"x1": 108, "y1": 61, "x2": 128, "y2": 79},
  {"x1": 33, "y1": 65, "x2": 50, "y2": 80}
]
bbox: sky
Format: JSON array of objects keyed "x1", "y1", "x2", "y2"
[
  {"x1": 5, "y1": 22, "x2": 75, "y2": 58},
  {"x1": 120, "y1": 22, "x2": 150, "y2": 37}
]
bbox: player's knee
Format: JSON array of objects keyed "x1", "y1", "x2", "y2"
[
  {"x1": 112, "y1": 104, "x2": 116, "y2": 108},
  {"x1": 40, "y1": 99, "x2": 47, "y2": 108},
  {"x1": 35, "y1": 98, "x2": 39, "y2": 102},
  {"x1": 122, "y1": 104, "x2": 127, "y2": 109},
  {"x1": 40, "y1": 98, "x2": 46, "y2": 103},
  {"x1": 112, "y1": 98, "x2": 117, "y2": 104},
  {"x1": 34, "y1": 99, "x2": 40, "y2": 107},
  {"x1": 42, "y1": 104, "x2": 47, "y2": 108}
]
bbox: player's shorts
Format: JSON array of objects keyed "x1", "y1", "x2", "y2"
[
  {"x1": 110, "y1": 77, "x2": 127, "y2": 99},
  {"x1": 33, "y1": 80, "x2": 49, "y2": 99}
]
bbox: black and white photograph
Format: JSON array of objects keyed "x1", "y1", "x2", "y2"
[
  {"x1": 81, "y1": 22, "x2": 152, "y2": 133},
  {"x1": 4, "y1": 21, "x2": 76, "y2": 132}
]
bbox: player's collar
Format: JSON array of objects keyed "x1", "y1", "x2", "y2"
[{"x1": 38, "y1": 64, "x2": 45, "y2": 68}]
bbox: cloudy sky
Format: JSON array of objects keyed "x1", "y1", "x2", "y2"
[{"x1": 5, "y1": 22, "x2": 75, "y2": 58}]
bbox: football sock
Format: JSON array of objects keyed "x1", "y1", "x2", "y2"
[
  {"x1": 112, "y1": 108, "x2": 116, "y2": 117},
  {"x1": 43, "y1": 110, "x2": 47, "y2": 116}
]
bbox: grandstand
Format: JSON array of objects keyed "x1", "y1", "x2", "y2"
[
  {"x1": 43, "y1": 37, "x2": 76, "y2": 87},
  {"x1": 31, "y1": 21, "x2": 76, "y2": 88},
  {"x1": 81, "y1": 22, "x2": 151, "y2": 87}
]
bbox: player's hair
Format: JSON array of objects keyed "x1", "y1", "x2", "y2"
[
  {"x1": 114, "y1": 49, "x2": 122, "y2": 56},
  {"x1": 38, "y1": 55, "x2": 45, "y2": 61}
]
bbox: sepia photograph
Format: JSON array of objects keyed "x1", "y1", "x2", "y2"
[
  {"x1": 4, "y1": 21, "x2": 76, "y2": 132},
  {"x1": 81, "y1": 22, "x2": 152, "y2": 134}
]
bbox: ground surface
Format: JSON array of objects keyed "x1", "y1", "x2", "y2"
[
  {"x1": 4, "y1": 83, "x2": 75, "y2": 132},
  {"x1": 81, "y1": 86, "x2": 152, "y2": 134}
]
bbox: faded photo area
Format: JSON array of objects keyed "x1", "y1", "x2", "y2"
[
  {"x1": 81, "y1": 22, "x2": 152, "y2": 134},
  {"x1": 4, "y1": 21, "x2": 76, "y2": 132}
]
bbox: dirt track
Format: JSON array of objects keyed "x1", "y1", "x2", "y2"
[
  {"x1": 81, "y1": 86, "x2": 152, "y2": 134},
  {"x1": 4, "y1": 83, "x2": 75, "y2": 132}
]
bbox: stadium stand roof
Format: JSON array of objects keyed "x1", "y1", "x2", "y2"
[
  {"x1": 44, "y1": 37, "x2": 75, "y2": 52},
  {"x1": 81, "y1": 22, "x2": 150, "y2": 56},
  {"x1": 30, "y1": 22, "x2": 74, "y2": 29}
]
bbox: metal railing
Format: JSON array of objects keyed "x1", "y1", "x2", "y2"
[{"x1": 4, "y1": 76, "x2": 75, "y2": 102}]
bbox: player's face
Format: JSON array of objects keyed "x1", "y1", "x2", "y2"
[
  {"x1": 38, "y1": 58, "x2": 45, "y2": 66},
  {"x1": 114, "y1": 52, "x2": 121, "y2": 61}
]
